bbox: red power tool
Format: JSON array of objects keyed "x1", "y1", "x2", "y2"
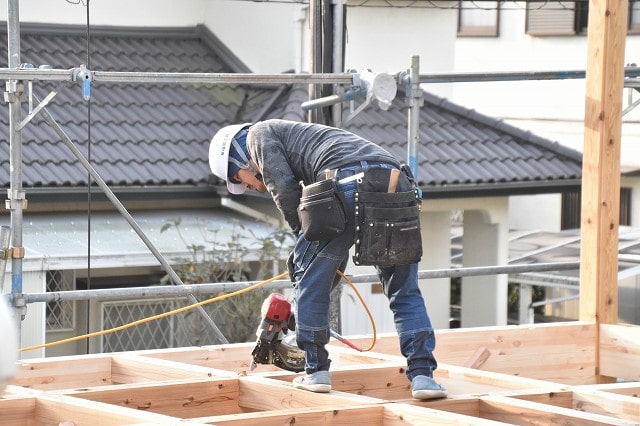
[{"x1": 249, "y1": 293, "x2": 305, "y2": 372}]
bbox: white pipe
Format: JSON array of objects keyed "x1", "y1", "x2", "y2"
[{"x1": 293, "y1": 4, "x2": 308, "y2": 74}]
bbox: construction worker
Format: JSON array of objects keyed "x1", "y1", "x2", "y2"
[{"x1": 209, "y1": 119, "x2": 447, "y2": 400}]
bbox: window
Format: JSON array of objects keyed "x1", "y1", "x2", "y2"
[
  {"x1": 561, "y1": 188, "x2": 632, "y2": 230},
  {"x1": 46, "y1": 270, "x2": 75, "y2": 331},
  {"x1": 458, "y1": 1, "x2": 500, "y2": 37},
  {"x1": 527, "y1": 1, "x2": 640, "y2": 36}
]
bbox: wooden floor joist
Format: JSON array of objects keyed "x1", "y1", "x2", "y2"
[{"x1": 2, "y1": 321, "x2": 639, "y2": 425}]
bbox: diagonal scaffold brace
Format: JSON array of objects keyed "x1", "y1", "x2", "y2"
[{"x1": 34, "y1": 93, "x2": 229, "y2": 345}]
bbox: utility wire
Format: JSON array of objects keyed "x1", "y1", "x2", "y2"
[{"x1": 227, "y1": 0, "x2": 592, "y2": 11}]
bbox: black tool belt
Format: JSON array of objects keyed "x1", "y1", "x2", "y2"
[
  {"x1": 297, "y1": 179, "x2": 347, "y2": 241},
  {"x1": 353, "y1": 166, "x2": 422, "y2": 266}
]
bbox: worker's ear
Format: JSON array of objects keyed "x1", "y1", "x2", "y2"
[{"x1": 250, "y1": 159, "x2": 261, "y2": 173}]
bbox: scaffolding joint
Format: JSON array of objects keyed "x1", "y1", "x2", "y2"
[
  {"x1": 73, "y1": 64, "x2": 93, "y2": 101},
  {"x1": 399, "y1": 70, "x2": 423, "y2": 107},
  {"x1": 10, "y1": 293, "x2": 27, "y2": 320},
  {"x1": 5, "y1": 189, "x2": 27, "y2": 211},
  {"x1": 8, "y1": 247, "x2": 25, "y2": 259}
]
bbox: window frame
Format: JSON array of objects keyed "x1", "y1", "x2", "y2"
[
  {"x1": 527, "y1": 1, "x2": 640, "y2": 36},
  {"x1": 457, "y1": 0, "x2": 500, "y2": 37}
]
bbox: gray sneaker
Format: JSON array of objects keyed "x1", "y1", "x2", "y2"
[
  {"x1": 292, "y1": 370, "x2": 332, "y2": 393},
  {"x1": 411, "y1": 375, "x2": 447, "y2": 400}
]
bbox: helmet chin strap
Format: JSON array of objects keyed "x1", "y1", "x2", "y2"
[{"x1": 229, "y1": 137, "x2": 259, "y2": 175}]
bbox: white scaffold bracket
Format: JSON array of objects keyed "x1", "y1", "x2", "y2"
[
  {"x1": 73, "y1": 64, "x2": 93, "y2": 101},
  {"x1": 301, "y1": 68, "x2": 398, "y2": 116}
]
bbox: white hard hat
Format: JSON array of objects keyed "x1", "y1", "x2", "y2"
[
  {"x1": 0, "y1": 297, "x2": 18, "y2": 392},
  {"x1": 209, "y1": 123, "x2": 251, "y2": 195}
]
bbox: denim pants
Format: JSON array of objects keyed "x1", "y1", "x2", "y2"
[{"x1": 291, "y1": 161, "x2": 439, "y2": 380}]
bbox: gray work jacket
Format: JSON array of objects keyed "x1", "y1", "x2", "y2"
[{"x1": 247, "y1": 119, "x2": 400, "y2": 232}]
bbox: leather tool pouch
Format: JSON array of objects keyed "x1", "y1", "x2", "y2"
[
  {"x1": 298, "y1": 179, "x2": 347, "y2": 241},
  {"x1": 353, "y1": 167, "x2": 422, "y2": 266}
]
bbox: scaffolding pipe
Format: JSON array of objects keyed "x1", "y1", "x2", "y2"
[
  {"x1": 406, "y1": 55, "x2": 422, "y2": 178},
  {"x1": 20, "y1": 261, "x2": 580, "y2": 304},
  {"x1": 417, "y1": 67, "x2": 640, "y2": 83},
  {"x1": 36, "y1": 98, "x2": 229, "y2": 345},
  {"x1": 25, "y1": 280, "x2": 293, "y2": 304},
  {"x1": 0, "y1": 67, "x2": 639, "y2": 86},
  {"x1": 0, "y1": 69, "x2": 354, "y2": 84},
  {"x1": 6, "y1": 0, "x2": 25, "y2": 335}
]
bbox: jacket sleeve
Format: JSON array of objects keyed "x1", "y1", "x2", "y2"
[{"x1": 251, "y1": 134, "x2": 302, "y2": 232}]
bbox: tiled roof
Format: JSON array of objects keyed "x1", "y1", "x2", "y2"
[
  {"x1": 269, "y1": 85, "x2": 583, "y2": 197},
  {"x1": 0, "y1": 24, "x2": 583, "y2": 199},
  {"x1": 0, "y1": 24, "x2": 277, "y2": 189}
]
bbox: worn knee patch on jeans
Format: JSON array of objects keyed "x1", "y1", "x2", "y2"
[
  {"x1": 296, "y1": 327, "x2": 331, "y2": 373},
  {"x1": 399, "y1": 329, "x2": 438, "y2": 380},
  {"x1": 297, "y1": 326, "x2": 330, "y2": 347}
]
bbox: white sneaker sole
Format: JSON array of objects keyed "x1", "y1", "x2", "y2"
[
  {"x1": 412, "y1": 389, "x2": 447, "y2": 400},
  {"x1": 293, "y1": 380, "x2": 331, "y2": 393}
]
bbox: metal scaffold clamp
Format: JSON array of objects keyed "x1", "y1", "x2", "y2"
[
  {"x1": 301, "y1": 68, "x2": 397, "y2": 115},
  {"x1": 73, "y1": 64, "x2": 93, "y2": 101}
]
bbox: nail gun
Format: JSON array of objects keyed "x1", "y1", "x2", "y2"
[{"x1": 249, "y1": 293, "x2": 305, "y2": 372}]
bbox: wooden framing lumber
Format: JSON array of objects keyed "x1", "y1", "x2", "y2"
[
  {"x1": 516, "y1": 389, "x2": 640, "y2": 423},
  {"x1": 579, "y1": 0, "x2": 627, "y2": 328},
  {"x1": 0, "y1": 394, "x2": 179, "y2": 426},
  {"x1": 3, "y1": 322, "x2": 639, "y2": 425},
  {"x1": 599, "y1": 323, "x2": 640, "y2": 380},
  {"x1": 341, "y1": 322, "x2": 598, "y2": 384},
  {"x1": 476, "y1": 395, "x2": 636, "y2": 425},
  {"x1": 12, "y1": 352, "x2": 222, "y2": 391}
]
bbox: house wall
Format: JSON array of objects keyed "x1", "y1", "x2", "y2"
[
  {"x1": 509, "y1": 193, "x2": 562, "y2": 232},
  {"x1": 2, "y1": 0, "x2": 204, "y2": 27},
  {"x1": 452, "y1": 4, "x2": 640, "y2": 170},
  {"x1": 2, "y1": 270, "x2": 46, "y2": 360}
]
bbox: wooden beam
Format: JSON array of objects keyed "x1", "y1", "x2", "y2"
[
  {"x1": 13, "y1": 355, "x2": 113, "y2": 390},
  {"x1": 579, "y1": 0, "x2": 628, "y2": 324},
  {"x1": 599, "y1": 323, "x2": 640, "y2": 380},
  {"x1": 343, "y1": 323, "x2": 598, "y2": 384},
  {"x1": 579, "y1": 0, "x2": 629, "y2": 383},
  {"x1": 5, "y1": 323, "x2": 639, "y2": 424},
  {"x1": 479, "y1": 395, "x2": 635, "y2": 425}
]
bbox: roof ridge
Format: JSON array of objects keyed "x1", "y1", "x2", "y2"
[{"x1": 0, "y1": 22, "x2": 200, "y2": 39}]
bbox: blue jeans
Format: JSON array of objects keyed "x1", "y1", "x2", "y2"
[{"x1": 291, "y1": 161, "x2": 438, "y2": 380}]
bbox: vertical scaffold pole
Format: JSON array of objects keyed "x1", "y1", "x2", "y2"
[
  {"x1": 407, "y1": 55, "x2": 423, "y2": 179},
  {"x1": 5, "y1": 0, "x2": 26, "y2": 337}
]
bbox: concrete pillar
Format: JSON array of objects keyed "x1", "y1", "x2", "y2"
[
  {"x1": 461, "y1": 209, "x2": 508, "y2": 327},
  {"x1": 420, "y1": 211, "x2": 451, "y2": 330}
]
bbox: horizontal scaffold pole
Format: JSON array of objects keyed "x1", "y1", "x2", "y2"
[
  {"x1": 22, "y1": 261, "x2": 580, "y2": 304},
  {"x1": 0, "y1": 68, "x2": 355, "y2": 85},
  {"x1": 0, "y1": 66, "x2": 638, "y2": 85}
]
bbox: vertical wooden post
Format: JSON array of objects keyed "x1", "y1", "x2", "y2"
[{"x1": 579, "y1": 0, "x2": 628, "y2": 380}]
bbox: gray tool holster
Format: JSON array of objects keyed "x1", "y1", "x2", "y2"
[{"x1": 353, "y1": 167, "x2": 422, "y2": 266}]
